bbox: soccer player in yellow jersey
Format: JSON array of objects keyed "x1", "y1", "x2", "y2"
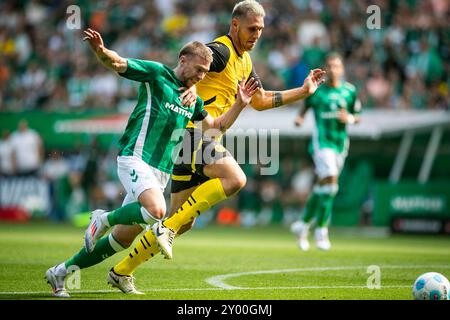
[{"x1": 102, "y1": 0, "x2": 325, "y2": 293}]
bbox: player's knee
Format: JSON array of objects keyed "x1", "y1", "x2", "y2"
[
  {"x1": 226, "y1": 172, "x2": 247, "y2": 195},
  {"x1": 156, "y1": 208, "x2": 166, "y2": 219},
  {"x1": 236, "y1": 172, "x2": 247, "y2": 190},
  {"x1": 142, "y1": 206, "x2": 166, "y2": 220},
  {"x1": 145, "y1": 206, "x2": 165, "y2": 220}
]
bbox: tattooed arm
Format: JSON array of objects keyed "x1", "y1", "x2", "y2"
[
  {"x1": 201, "y1": 77, "x2": 259, "y2": 134},
  {"x1": 250, "y1": 69, "x2": 326, "y2": 111}
]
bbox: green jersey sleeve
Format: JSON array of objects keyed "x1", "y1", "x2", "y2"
[
  {"x1": 119, "y1": 58, "x2": 164, "y2": 83},
  {"x1": 192, "y1": 96, "x2": 208, "y2": 121}
]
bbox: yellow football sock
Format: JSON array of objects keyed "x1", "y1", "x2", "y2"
[
  {"x1": 164, "y1": 178, "x2": 227, "y2": 232},
  {"x1": 113, "y1": 231, "x2": 159, "y2": 276},
  {"x1": 113, "y1": 179, "x2": 227, "y2": 275}
]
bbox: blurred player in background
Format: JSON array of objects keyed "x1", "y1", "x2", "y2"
[
  {"x1": 291, "y1": 52, "x2": 361, "y2": 251},
  {"x1": 45, "y1": 28, "x2": 258, "y2": 297}
]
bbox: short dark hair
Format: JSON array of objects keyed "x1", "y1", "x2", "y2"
[{"x1": 178, "y1": 41, "x2": 213, "y2": 64}]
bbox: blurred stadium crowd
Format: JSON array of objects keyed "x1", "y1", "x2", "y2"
[
  {"x1": 0, "y1": 0, "x2": 449, "y2": 112},
  {"x1": 0, "y1": 0, "x2": 448, "y2": 224}
]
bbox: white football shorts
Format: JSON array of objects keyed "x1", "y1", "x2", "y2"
[
  {"x1": 117, "y1": 156, "x2": 170, "y2": 202},
  {"x1": 312, "y1": 148, "x2": 347, "y2": 180}
]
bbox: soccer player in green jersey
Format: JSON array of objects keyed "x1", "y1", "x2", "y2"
[
  {"x1": 45, "y1": 28, "x2": 259, "y2": 297},
  {"x1": 291, "y1": 52, "x2": 361, "y2": 251}
]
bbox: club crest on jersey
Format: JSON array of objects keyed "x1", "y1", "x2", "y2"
[{"x1": 165, "y1": 102, "x2": 193, "y2": 119}]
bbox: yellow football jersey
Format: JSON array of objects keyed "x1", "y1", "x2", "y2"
[{"x1": 187, "y1": 35, "x2": 259, "y2": 128}]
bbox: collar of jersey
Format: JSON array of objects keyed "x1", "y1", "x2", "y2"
[
  {"x1": 167, "y1": 67, "x2": 187, "y2": 87},
  {"x1": 226, "y1": 34, "x2": 243, "y2": 58}
]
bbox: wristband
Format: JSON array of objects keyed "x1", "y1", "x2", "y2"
[{"x1": 347, "y1": 114, "x2": 356, "y2": 124}]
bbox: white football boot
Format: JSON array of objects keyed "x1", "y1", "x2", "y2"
[
  {"x1": 290, "y1": 220, "x2": 310, "y2": 251},
  {"x1": 107, "y1": 269, "x2": 143, "y2": 295},
  {"x1": 151, "y1": 220, "x2": 175, "y2": 260},
  {"x1": 45, "y1": 264, "x2": 70, "y2": 298},
  {"x1": 84, "y1": 209, "x2": 109, "y2": 253},
  {"x1": 315, "y1": 227, "x2": 331, "y2": 251}
]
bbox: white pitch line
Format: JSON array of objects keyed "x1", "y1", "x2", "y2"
[
  {"x1": 205, "y1": 265, "x2": 450, "y2": 289},
  {"x1": 1, "y1": 264, "x2": 448, "y2": 296}
]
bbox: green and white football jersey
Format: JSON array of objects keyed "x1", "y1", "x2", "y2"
[
  {"x1": 118, "y1": 58, "x2": 207, "y2": 173},
  {"x1": 305, "y1": 82, "x2": 360, "y2": 154}
]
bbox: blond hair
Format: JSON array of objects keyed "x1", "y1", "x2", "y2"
[
  {"x1": 178, "y1": 41, "x2": 213, "y2": 64},
  {"x1": 232, "y1": 0, "x2": 266, "y2": 19}
]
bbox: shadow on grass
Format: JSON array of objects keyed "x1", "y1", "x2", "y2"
[{"x1": 0, "y1": 291, "x2": 139, "y2": 300}]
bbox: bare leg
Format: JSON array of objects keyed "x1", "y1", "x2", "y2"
[{"x1": 169, "y1": 156, "x2": 246, "y2": 235}]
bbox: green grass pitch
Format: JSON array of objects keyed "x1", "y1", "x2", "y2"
[{"x1": 0, "y1": 222, "x2": 449, "y2": 300}]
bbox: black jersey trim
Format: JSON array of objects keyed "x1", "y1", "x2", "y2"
[{"x1": 207, "y1": 42, "x2": 230, "y2": 73}]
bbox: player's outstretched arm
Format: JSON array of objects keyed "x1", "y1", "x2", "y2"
[
  {"x1": 294, "y1": 102, "x2": 311, "y2": 127},
  {"x1": 83, "y1": 28, "x2": 127, "y2": 73},
  {"x1": 202, "y1": 77, "x2": 259, "y2": 133},
  {"x1": 338, "y1": 108, "x2": 361, "y2": 125},
  {"x1": 251, "y1": 69, "x2": 326, "y2": 111}
]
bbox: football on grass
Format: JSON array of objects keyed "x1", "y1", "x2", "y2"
[{"x1": 412, "y1": 272, "x2": 450, "y2": 300}]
